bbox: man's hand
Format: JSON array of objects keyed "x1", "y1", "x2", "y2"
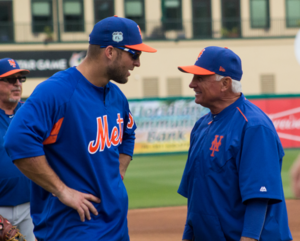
[
  {"x1": 55, "y1": 185, "x2": 101, "y2": 222},
  {"x1": 291, "y1": 156, "x2": 300, "y2": 198},
  {"x1": 14, "y1": 156, "x2": 101, "y2": 222},
  {"x1": 240, "y1": 237, "x2": 257, "y2": 241}
]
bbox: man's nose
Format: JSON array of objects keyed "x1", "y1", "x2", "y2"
[
  {"x1": 133, "y1": 58, "x2": 140, "y2": 67},
  {"x1": 189, "y1": 77, "x2": 197, "y2": 88},
  {"x1": 14, "y1": 79, "x2": 22, "y2": 86}
]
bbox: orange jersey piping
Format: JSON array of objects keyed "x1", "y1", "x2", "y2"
[
  {"x1": 43, "y1": 118, "x2": 64, "y2": 145},
  {"x1": 236, "y1": 107, "x2": 248, "y2": 122}
]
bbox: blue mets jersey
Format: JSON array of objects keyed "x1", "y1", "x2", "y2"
[
  {"x1": 178, "y1": 94, "x2": 292, "y2": 241},
  {"x1": 0, "y1": 102, "x2": 30, "y2": 206},
  {"x1": 4, "y1": 67, "x2": 136, "y2": 241}
]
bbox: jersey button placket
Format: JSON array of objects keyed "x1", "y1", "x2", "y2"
[{"x1": 198, "y1": 118, "x2": 214, "y2": 176}]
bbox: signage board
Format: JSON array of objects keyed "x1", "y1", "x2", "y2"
[
  {"x1": 250, "y1": 97, "x2": 300, "y2": 148},
  {"x1": 0, "y1": 51, "x2": 86, "y2": 78}
]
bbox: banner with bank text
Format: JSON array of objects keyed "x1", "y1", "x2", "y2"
[
  {"x1": 250, "y1": 97, "x2": 300, "y2": 148},
  {"x1": 129, "y1": 96, "x2": 300, "y2": 154},
  {"x1": 129, "y1": 99, "x2": 209, "y2": 154}
]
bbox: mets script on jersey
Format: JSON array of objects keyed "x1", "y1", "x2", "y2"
[{"x1": 88, "y1": 113, "x2": 134, "y2": 153}]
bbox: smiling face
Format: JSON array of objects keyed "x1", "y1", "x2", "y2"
[
  {"x1": 0, "y1": 73, "x2": 23, "y2": 105},
  {"x1": 107, "y1": 48, "x2": 141, "y2": 84},
  {"x1": 189, "y1": 74, "x2": 223, "y2": 108}
]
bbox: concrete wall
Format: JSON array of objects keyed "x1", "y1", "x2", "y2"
[
  {"x1": 114, "y1": 38, "x2": 300, "y2": 98},
  {"x1": 1, "y1": 38, "x2": 300, "y2": 98},
  {"x1": 2, "y1": 0, "x2": 300, "y2": 98},
  {"x1": 10, "y1": 0, "x2": 298, "y2": 42}
]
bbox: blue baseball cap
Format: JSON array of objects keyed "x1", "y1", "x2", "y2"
[
  {"x1": 178, "y1": 46, "x2": 243, "y2": 81},
  {"x1": 0, "y1": 58, "x2": 30, "y2": 78},
  {"x1": 89, "y1": 16, "x2": 157, "y2": 53}
]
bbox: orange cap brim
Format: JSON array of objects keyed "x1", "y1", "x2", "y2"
[
  {"x1": 0, "y1": 69, "x2": 30, "y2": 78},
  {"x1": 178, "y1": 65, "x2": 215, "y2": 75},
  {"x1": 125, "y1": 43, "x2": 157, "y2": 53}
]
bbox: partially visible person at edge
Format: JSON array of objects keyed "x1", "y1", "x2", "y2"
[
  {"x1": 4, "y1": 16, "x2": 157, "y2": 241},
  {"x1": 177, "y1": 46, "x2": 292, "y2": 241},
  {"x1": 0, "y1": 58, "x2": 35, "y2": 241},
  {"x1": 291, "y1": 156, "x2": 300, "y2": 198}
]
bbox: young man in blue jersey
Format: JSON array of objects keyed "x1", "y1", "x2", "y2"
[
  {"x1": 0, "y1": 58, "x2": 35, "y2": 241},
  {"x1": 177, "y1": 46, "x2": 292, "y2": 241},
  {"x1": 4, "y1": 16, "x2": 156, "y2": 241}
]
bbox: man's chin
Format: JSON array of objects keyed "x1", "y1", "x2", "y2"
[
  {"x1": 195, "y1": 99, "x2": 206, "y2": 107},
  {"x1": 112, "y1": 78, "x2": 128, "y2": 84},
  {"x1": 194, "y1": 98, "x2": 202, "y2": 104},
  {"x1": 8, "y1": 98, "x2": 21, "y2": 103}
]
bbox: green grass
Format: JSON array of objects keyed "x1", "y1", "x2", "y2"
[
  {"x1": 124, "y1": 149, "x2": 300, "y2": 209},
  {"x1": 281, "y1": 149, "x2": 300, "y2": 198},
  {"x1": 124, "y1": 154, "x2": 188, "y2": 209}
]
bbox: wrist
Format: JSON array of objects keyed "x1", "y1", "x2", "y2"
[
  {"x1": 54, "y1": 183, "x2": 66, "y2": 198},
  {"x1": 240, "y1": 237, "x2": 257, "y2": 241}
]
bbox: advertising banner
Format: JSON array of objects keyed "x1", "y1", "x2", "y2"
[
  {"x1": 130, "y1": 96, "x2": 300, "y2": 154},
  {"x1": 0, "y1": 51, "x2": 86, "y2": 78},
  {"x1": 250, "y1": 97, "x2": 300, "y2": 148},
  {"x1": 129, "y1": 99, "x2": 209, "y2": 154}
]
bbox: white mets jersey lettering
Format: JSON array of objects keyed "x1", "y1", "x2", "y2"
[{"x1": 88, "y1": 114, "x2": 124, "y2": 154}]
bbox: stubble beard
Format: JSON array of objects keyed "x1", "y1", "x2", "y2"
[
  {"x1": 8, "y1": 97, "x2": 20, "y2": 103},
  {"x1": 9, "y1": 87, "x2": 22, "y2": 103},
  {"x1": 107, "y1": 66, "x2": 128, "y2": 84},
  {"x1": 1, "y1": 96, "x2": 20, "y2": 110},
  {"x1": 107, "y1": 52, "x2": 128, "y2": 84}
]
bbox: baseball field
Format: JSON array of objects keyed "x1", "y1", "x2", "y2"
[{"x1": 124, "y1": 149, "x2": 300, "y2": 240}]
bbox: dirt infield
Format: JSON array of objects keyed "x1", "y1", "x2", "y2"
[{"x1": 128, "y1": 199, "x2": 300, "y2": 241}]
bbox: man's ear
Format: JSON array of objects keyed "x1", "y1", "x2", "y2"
[
  {"x1": 221, "y1": 77, "x2": 232, "y2": 91},
  {"x1": 104, "y1": 46, "x2": 114, "y2": 60}
]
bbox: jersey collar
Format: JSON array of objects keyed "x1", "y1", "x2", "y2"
[{"x1": 209, "y1": 93, "x2": 246, "y2": 121}]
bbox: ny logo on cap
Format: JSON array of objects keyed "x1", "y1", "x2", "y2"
[
  {"x1": 197, "y1": 49, "x2": 205, "y2": 60},
  {"x1": 8, "y1": 59, "x2": 16, "y2": 68},
  {"x1": 219, "y1": 66, "x2": 225, "y2": 72},
  {"x1": 137, "y1": 25, "x2": 142, "y2": 38},
  {"x1": 112, "y1": 32, "x2": 123, "y2": 43}
]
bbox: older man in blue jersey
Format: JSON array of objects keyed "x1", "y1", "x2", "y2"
[
  {"x1": 178, "y1": 46, "x2": 292, "y2": 241},
  {"x1": 4, "y1": 17, "x2": 156, "y2": 241},
  {"x1": 0, "y1": 58, "x2": 35, "y2": 240}
]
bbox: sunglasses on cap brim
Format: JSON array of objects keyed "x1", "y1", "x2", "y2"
[{"x1": 100, "y1": 46, "x2": 141, "y2": 60}]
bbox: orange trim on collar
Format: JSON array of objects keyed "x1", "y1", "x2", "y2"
[{"x1": 236, "y1": 107, "x2": 248, "y2": 122}]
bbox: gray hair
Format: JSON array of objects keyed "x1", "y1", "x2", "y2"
[{"x1": 215, "y1": 74, "x2": 242, "y2": 93}]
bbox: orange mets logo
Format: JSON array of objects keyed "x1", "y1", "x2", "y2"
[
  {"x1": 88, "y1": 114, "x2": 124, "y2": 154},
  {"x1": 137, "y1": 25, "x2": 143, "y2": 38},
  {"x1": 219, "y1": 66, "x2": 225, "y2": 72},
  {"x1": 197, "y1": 49, "x2": 205, "y2": 59},
  {"x1": 210, "y1": 135, "x2": 224, "y2": 157},
  {"x1": 8, "y1": 59, "x2": 16, "y2": 68},
  {"x1": 127, "y1": 113, "x2": 134, "y2": 129}
]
